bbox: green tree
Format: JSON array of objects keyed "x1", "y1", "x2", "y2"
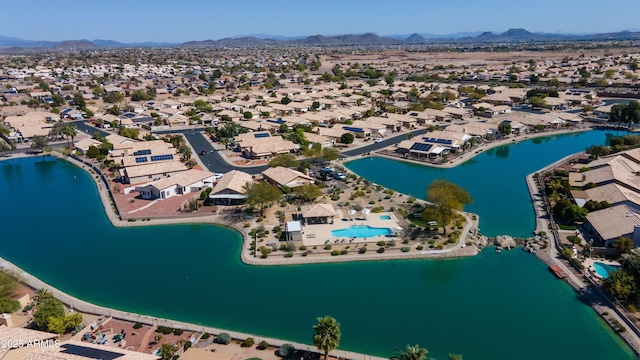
[
  {"x1": 425, "y1": 180, "x2": 472, "y2": 234},
  {"x1": 603, "y1": 269, "x2": 637, "y2": 301},
  {"x1": 312, "y1": 316, "x2": 341, "y2": 360},
  {"x1": 585, "y1": 145, "x2": 609, "y2": 159},
  {"x1": 269, "y1": 154, "x2": 299, "y2": 168},
  {"x1": 615, "y1": 237, "x2": 634, "y2": 254},
  {"x1": 320, "y1": 147, "x2": 341, "y2": 164},
  {"x1": 105, "y1": 91, "x2": 124, "y2": 103},
  {"x1": 622, "y1": 101, "x2": 640, "y2": 128},
  {"x1": 243, "y1": 111, "x2": 253, "y2": 119},
  {"x1": 33, "y1": 298, "x2": 65, "y2": 330},
  {"x1": 281, "y1": 97, "x2": 292, "y2": 105},
  {"x1": 0, "y1": 297, "x2": 20, "y2": 313},
  {"x1": 609, "y1": 103, "x2": 625, "y2": 123},
  {"x1": 48, "y1": 316, "x2": 66, "y2": 335},
  {"x1": 304, "y1": 142, "x2": 322, "y2": 164},
  {"x1": 529, "y1": 96, "x2": 546, "y2": 108},
  {"x1": 391, "y1": 344, "x2": 430, "y2": 360},
  {"x1": 31, "y1": 135, "x2": 48, "y2": 150},
  {"x1": 179, "y1": 145, "x2": 192, "y2": 161},
  {"x1": 72, "y1": 93, "x2": 86, "y2": 108},
  {"x1": 160, "y1": 343, "x2": 178, "y2": 360},
  {"x1": 61, "y1": 123, "x2": 77, "y2": 148},
  {"x1": 340, "y1": 133, "x2": 354, "y2": 144},
  {"x1": 86, "y1": 145, "x2": 100, "y2": 158},
  {"x1": 119, "y1": 128, "x2": 139, "y2": 140},
  {"x1": 498, "y1": 121, "x2": 511, "y2": 136},
  {"x1": 0, "y1": 272, "x2": 16, "y2": 298},
  {"x1": 295, "y1": 183, "x2": 322, "y2": 202},
  {"x1": 245, "y1": 181, "x2": 282, "y2": 216}
]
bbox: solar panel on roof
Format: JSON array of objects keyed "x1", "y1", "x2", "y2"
[
  {"x1": 343, "y1": 126, "x2": 364, "y2": 133},
  {"x1": 253, "y1": 133, "x2": 270, "y2": 138},
  {"x1": 150, "y1": 154, "x2": 174, "y2": 161},
  {"x1": 135, "y1": 157, "x2": 148, "y2": 163},
  {"x1": 133, "y1": 149, "x2": 151, "y2": 156},
  {"x1": 410, "y1": 143, "x2": 433, "y2": 152},
  {"x1": 60, "y1": 344, "x2": 125, "y2": 360}
]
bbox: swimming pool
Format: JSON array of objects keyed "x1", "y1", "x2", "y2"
[
  {"x1": 379, "y1": 215, "x2": 392, "y2": 220},
  {"x1": 593, "y1": 262, "x2": 620, "y2": 279},
  {"x1": 331, "y1": 225, "x2": 392, "y2": 238}
]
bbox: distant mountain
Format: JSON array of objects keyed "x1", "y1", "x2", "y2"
[
  {"x1": 405, "y1": 33, "x2": 427, "y2": 43},
  {"x1": 54, "y1": 40, "x2": 98, "y2": 49},
  {"x1": 178, "y1": 36, "x2": 284, "y2": 48},
  {"x1": 4, "y1": 28, "x2": 640, "y2": 50},
  {"x1": 93, "y1": 39, "x2": 128, "y2": 48}
]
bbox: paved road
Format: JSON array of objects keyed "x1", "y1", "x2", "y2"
[{"x1": 341, "y1": 128, "x2": 428, "y2": 157}]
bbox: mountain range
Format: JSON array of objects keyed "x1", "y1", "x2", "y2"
[{"x1": 2, "y1": 28, "x2": 640, "y2": 50}]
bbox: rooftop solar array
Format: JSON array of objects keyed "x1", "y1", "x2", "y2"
[
  {"x1": 135, "y1": 157, "x2": 148, "y2": 163},
  {"x1": 267, "y1": 119, "x2": 286, "y2": 124},
  {"x1": 60, "y1": 344, "x2": 125, "y2": 360},
  {"x1": 410, "y1": 143, "x2": 433, "y2": 152},
  {"x1": 343, "y1": 126, "x2": 365, "y2": 133},
  {"x1": 253, "y1": 133, "x2": 270, "y2": 138},
  {"x1": 150, "y1": 154, "x2": 174, "y2": 161},
  {"x1": 123, "y1": 113, "x2": 136, "y2": 118},
  {"x1": 422, "y1": 137, "x2": 452, "y2": 145},
  {"x1": 133, "y1": 149, "x2": 152, "y2": 156}
]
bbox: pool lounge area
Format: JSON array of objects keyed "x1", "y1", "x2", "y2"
[
  {"x1": 298, "y1": 210, "x2": 403, "y2": 246},
  {"x1": 584, "y1": 258, "x2": 621, "y2": 280}
]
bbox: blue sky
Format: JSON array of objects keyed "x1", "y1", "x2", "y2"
[{"x1": 3, "y1": 0, "x2": 639, "y2": 43}]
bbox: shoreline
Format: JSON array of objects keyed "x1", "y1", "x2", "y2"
[
  {"x1": 342, "y1": 126, "x2": 592, "y2": 169},
  {"x1": 524, "y1": 155, "x2": 640, "y2": 356}
]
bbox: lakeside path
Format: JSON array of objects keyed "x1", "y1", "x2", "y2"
[{"x1": 525, "y1": 154, "x2": 640, "y2": 355}]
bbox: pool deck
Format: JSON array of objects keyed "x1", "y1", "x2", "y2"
[
  {"x1": 300, "y1": 211, "x2": 402, "y2": 246},
  {"x1": 584, "y1": 258, "x2": 621, "y2": 279}
]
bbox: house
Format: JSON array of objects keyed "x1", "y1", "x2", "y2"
[
  {"x1": 263, "y1": 166, "x2": 314, "y2": 188},
  {"x1": 74, "y1": 137, "x2": 102, "y2": 154},
  {"x1": 137, "y1": 169, "x2": 216, "y2": 200},
  {"x1": 233, "y1": 131, "x2": 296, "y2": 159},
  {"x1": 5, "y1": 339, "x2": 160, "y2": 360},
  {"x1": 302, "y1": 203, "x2": 337, "y2": 225},
  {"x1": 209, "y1": 170, "x2": 253, "y2": 205},
  {"x1": 585, "y1": 204, "x2": 640, "y2": 248}
]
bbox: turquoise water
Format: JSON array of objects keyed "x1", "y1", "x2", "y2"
[
  {"x1": 379, "y1": 215, "x2": 392, "y2": 220},
  {"x1": 593, "y1": 262, "x2": 620, "y2": 279},
  {"x1": 0, "y1": 155, "x2": 635, "y2": 360},
  {"x1": 345, "y1": 130, "x2": 626, "y2": 238},
  {"x1": 331, "y1": 225, "x2": 392, "y2": 238}
]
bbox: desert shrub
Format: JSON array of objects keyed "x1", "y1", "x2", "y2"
[
  {"x1": 324, "y1": 244, "x2": 332, "y2": 250},
  {"x1": 331, "y1": 250, "x2": 341, "y2": 256},
  {"x1": 273, "y1": 225, "x2": 281, "y2": 233},
  {"x1": 258, "y1": 340, "x2": 269, "y2": 350},
  {"x1": 133, "y1": 322, "x2": 143, "y2": 329},
  {"x1": 285, "y1": 252, "x2": 293, "y2": 258},
  {"x1": 299, "y1": 245, "x2": 307, "y2": 251},
  {"x1": 173, "y1": 328, "x2": 184, "y2": 336},
  {"x1": 216, "y1": 332, "x2": 232, "y2": 345},
  {"x1": 376, "y1": 241, "x2": 386, "y2": 247},
  {"x1": 377, "y1": 247, "x2": 385, "y2": 253},
  {"x1": 567, "y1": 235, "x2": 581, "y2": 244},
  {"x1": 276, "y1": 343, "x2": 295, "y2": 358},
  {"x1": 387, "y1": 240, "x2": 396, "y2": 247},
  {"x1": 416, "y1": 245, "x2": 424, "y2": 250},
  {"x1": 243, "y1": 337, "x2": 255, "y2": 347},
  {"x1": 340, "y1": 250, "x2": 348, "y2": 255},
  {"x1": 359, "y1": 247, "x2": 367, "y2": 254},
  {"x1": 201, "y1": 333, "x2": 211, "y2": 340},
  {"x1": 0, "y1": 297, "x2": 20, "y2": 313},
  {"x1": 401, "y1": 247, "x2": 410, "y2": 252},
  {"x1": 156, "y1": 326, "x2": 173, "y2": 334}
]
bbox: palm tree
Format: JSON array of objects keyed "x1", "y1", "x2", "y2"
[
  {"x1": 312, "y1": 316, "x2": 341, "y2": 360},
  {"x1": 391, "y1": 344, "x2": 430, "y2": 360},
  {"x1": 62, "y1": 123, "x2": 77, "y2": 148}
]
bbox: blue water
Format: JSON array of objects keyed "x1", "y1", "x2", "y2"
[
  {"x1": 0, "y1": 154, "x2": 636, "y2": 360},
  {"x1": 331, "y1": 225, "x2": 393, "y2": 238},
  {"x1": 345, "y1": 130, "x2": 626, "y2": 237},
  {"x1": 593, "y1": 262, "x2": 620, "y2": 279},
  {"x1": 379, "y1": 215, "x2": 392, "y2": 220}
]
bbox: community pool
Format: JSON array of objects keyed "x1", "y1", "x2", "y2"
[
  {"x1": 593, "y1": 262, "x2": 620, "y2": 279},
  {"x1": 379, "y1": 215, "x2": 392, "y2": 220},
  {"x1": 331, "y1": 225, "x2": 392, "y2": 238}
]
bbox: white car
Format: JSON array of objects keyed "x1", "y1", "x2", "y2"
[
  {"x1": 213, "y1": 173, "x2": 224, "y2": 180},
  {"x1": 374, "y1": 137, "x2": 383, "y2": 143}
]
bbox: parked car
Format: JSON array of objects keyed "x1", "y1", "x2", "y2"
[
  {"x1": 213, "y1": 173, "x2": 224, "y2": 180},
  {"x1": 333, "y1": 172, "x2": 346, "y2": 180},
  {"x1": 321, "y1": 166, "x2": 335, "y2": 173},
  {"x1": 199, "y1": 150, "x2": 206, "y2": 155},
  {"x1": 374, "y1": 137, "x2": 383, "y2": 143}
]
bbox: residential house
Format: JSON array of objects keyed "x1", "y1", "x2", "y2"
[
  {"x1": 209, "y1": 170, "x2": 253, "y2": 205},
  {"x1": 263, "y1": 166, "x2": 314, "y2": 189},
  {"x1": 137, "y1": 169, "x2": 216, "y2": 200}
]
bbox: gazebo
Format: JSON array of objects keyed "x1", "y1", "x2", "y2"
[{"x1": 302, "y1": 204, "x2": 337, "y2": 225}]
